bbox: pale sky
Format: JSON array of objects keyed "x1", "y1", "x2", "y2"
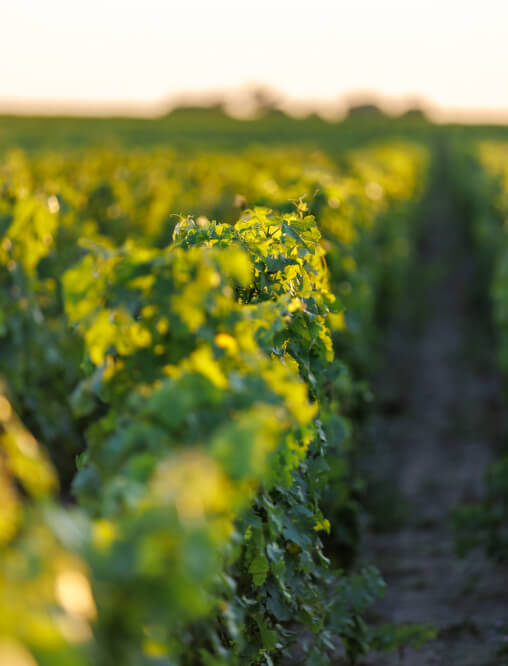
[{"x1": 1, "y1": 0, "x2": 508, "y2": 121}]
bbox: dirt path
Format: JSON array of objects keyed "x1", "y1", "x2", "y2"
[{"x1": 355, "y1": 146, "x2": 508, "y2": 665}]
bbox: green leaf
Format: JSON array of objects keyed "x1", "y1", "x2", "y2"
[{"x1": 249, "y1": 552, "x2": 269, "y2": 586}]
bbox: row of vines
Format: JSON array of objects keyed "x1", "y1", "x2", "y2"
[
  {"x1": 0, "y1": 142, "x2": 431, "y2": 664},
  {"x1": 452, "y1": 141, "x2": 508, "y2": 564}
]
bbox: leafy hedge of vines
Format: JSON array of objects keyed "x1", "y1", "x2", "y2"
[
  {"x1": 0, "y1": 142, "x2": 432, "y2": 664},
  {"x1": 451, "y1": 141, "x2": 508, "y2": 564}
]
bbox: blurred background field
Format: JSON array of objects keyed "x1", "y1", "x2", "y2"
[{"x1": 0, "y1": 104, "x2": 507, "y2": 154}]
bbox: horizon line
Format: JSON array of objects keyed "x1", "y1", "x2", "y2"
[{"x1": 1, "y1": 90, "x2": 508, "y2": 126}]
